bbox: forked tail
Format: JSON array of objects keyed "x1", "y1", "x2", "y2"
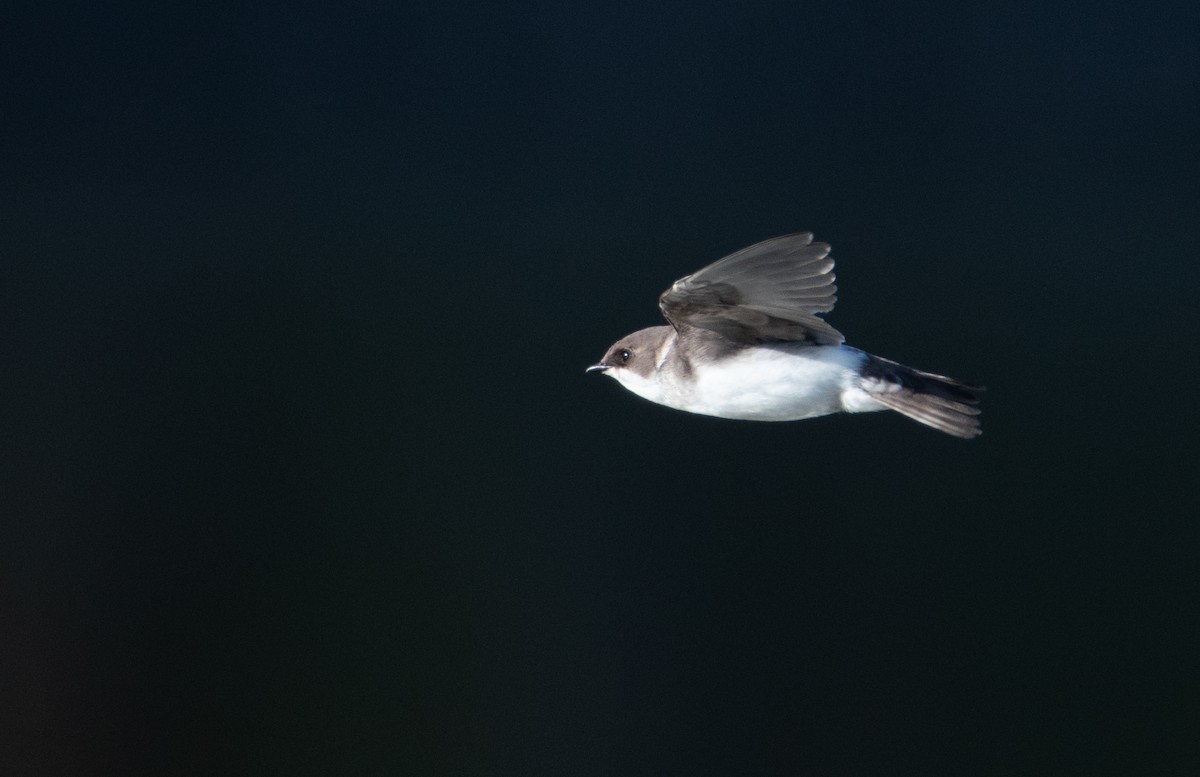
[{"x1": 860, "y1": 354, "x2": 983, "y2": 439}]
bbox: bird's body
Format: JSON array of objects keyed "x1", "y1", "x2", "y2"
[
  {"x1": 612, "y1": 326, "x2": 874, "y2": 421},
  {"x1": 588, "y1": 232, "x2": 982, "y2": 438}
]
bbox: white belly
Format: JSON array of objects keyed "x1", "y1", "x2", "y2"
[{"x1": 665, "y1": 344, "x2": 875, "y2": 421}]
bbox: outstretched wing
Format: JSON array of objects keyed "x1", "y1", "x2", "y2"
[{"x1": 658, "y1": 232, "x2": 844, "y2": 345}]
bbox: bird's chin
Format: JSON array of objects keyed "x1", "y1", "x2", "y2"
[{"x1": 605, "y1": 369, "x2": 667, "y2": 406}]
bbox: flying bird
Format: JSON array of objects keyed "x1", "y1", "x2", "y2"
[{"x1": 587, "y1": 232, "x2": 982, "y2": 438}]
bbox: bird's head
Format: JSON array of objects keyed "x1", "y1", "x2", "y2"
[{"x1": 586, "y1": 327, "x2": 673, "y2": 403}]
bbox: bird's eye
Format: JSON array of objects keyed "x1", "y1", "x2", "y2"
[{"x1": 619, "y1": 348, "x2": 632, "y2": 363}]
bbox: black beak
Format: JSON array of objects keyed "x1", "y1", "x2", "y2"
[{"x1": 585, "y1": 363, "x2": 609, "y2": 374}]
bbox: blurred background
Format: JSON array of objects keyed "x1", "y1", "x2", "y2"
[{"x1": 2, "y1": 1, "x2": 1198, "y2": 774}]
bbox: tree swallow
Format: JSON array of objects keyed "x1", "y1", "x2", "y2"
[{"x1": 587, "y1": 232, "x2": 982, "y2": 438}]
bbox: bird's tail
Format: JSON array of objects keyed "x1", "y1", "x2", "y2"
[{"x1": 859, "y1": 353, "x2": 983, "y2": 439}]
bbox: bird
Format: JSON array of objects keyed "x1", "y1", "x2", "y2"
[{"x1": 587, "y1": 232, "x2": 982, "y2": 438}]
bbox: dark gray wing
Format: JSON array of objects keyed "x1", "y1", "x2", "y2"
[{"x1": 658, "y1": 232, "x2": 844, "y2": 345}]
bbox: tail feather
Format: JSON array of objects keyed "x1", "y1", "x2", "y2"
[{"x1": 860, "y1": 354, "x2": 983, "y2": 439}]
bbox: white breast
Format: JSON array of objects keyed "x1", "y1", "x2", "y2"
[{"x1": 665, "y1": 344, "x2": 873, "y2": 421}]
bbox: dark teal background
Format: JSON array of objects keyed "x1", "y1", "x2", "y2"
[{"x1": 3, "y1": 2, "x2": 1198, "y2": 775}]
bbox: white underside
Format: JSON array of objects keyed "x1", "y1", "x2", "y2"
[{"x1": 611, "y1": 343, "x2": 887, "y2": 421}]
